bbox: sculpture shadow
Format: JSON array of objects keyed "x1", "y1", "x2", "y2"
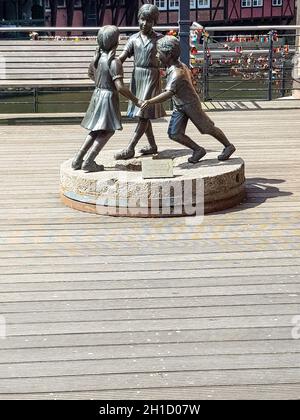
[
  {"x1": 178, "y1": 157, "x2": 241, "y2": 170},
  {"x1": 157, "y1": 148, "x2": 215, "y2": 161},
  {"x1": 211, "y1": 177, "x2": 293, "y2": 215}
]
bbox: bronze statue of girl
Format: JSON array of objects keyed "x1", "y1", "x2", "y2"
[
  {"x1": 72, "y1": 25, "x2": 141, "y2": 172},
  {"x1": 114, "y1": 4, "x2": 166, "y2": 160}
]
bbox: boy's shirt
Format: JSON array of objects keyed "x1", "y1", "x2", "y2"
[{"x1": 165, "y1": 61, "x2": 199, "y2": 109}]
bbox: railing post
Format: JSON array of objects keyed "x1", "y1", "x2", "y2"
[
  {"x1": 268, "y1": 30, "x2": 274, "y2": 101},
  {"x1": 202, "y1": 33, "x2": 209, "y2": 101},
  {"x1": 33, "y1": 88, "x2": 38, "y2": 113},
  {"x1": 281, "y1": 59, "x2": 286, "y2": 98},
  {"x1": 178, "y1": 0, "x2": 190, "y2": 66}
]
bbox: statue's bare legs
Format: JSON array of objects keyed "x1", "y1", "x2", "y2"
[
  {"x1": 169, "y1": 132, "x2": 206, "y2": 163},
  {"x1": 72, "y1": 131, "x2": 98, "y2": 170},
  {"x1": 72, "y1": 130, "x2": 114, "y2": 172},
  {"x1": 192, "y1": 118, "x2": 236, "y2": 162},
  {"x1": 139, "y1": 120, "x2": 158, "y2": 155},
  {"x1": 115, "y1": 118, "x2": 158, "y2": 160}
]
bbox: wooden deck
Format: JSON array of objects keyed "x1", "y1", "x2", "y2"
[{"x1": 0, "y1": 109, "x2": 300, "y2": 400}]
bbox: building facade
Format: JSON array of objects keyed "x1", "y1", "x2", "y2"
[{"x1": 0, "y1": 0, "x2": 296, "y2": 28}]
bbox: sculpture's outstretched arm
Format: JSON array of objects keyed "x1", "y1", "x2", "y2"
[
  {"x1": 118, "y1": 50, "x2": 130, "y2": 63},
  {"x1": 114, "y1": 78, "x2": 141, "y2": 107},
  {"x1": 141, "y1": 91, "x2": 173, "y2": 110}
]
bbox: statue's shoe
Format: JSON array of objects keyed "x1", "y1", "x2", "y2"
[
  {"x1": 82, "y1": 161, "x2": 104, "y2": 172},
  {"x1": 218, "y1": 144, "x2": 236, "y2": 161},
  {"x1": 188, "y1": 147, "x2": 207, "y2": 164},
  {"x1": 139, "y1": 145, "x2": 158, "y2": 156},
  {"x1": 114, "y1": 148, "x2": 135, "y2": 160},
  {"x1": 71, "y1": 156, "x2": 83, "y2": 170}
]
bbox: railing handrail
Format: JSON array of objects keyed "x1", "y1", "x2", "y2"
[
  {"x1": 205, "y1": 25, "x2": 300, "y2": 31},
  {"x1": 0, "y1": 24, "x2": 300, "y2": 33},
  {"x1": 0, "y1": 26, "x2": 178, "y2": 33}
]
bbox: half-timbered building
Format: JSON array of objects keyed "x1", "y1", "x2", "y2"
[{"x1": 0, "y1": 0, "x2": 296, "y2": 29}]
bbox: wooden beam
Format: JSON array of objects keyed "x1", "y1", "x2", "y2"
[{"x1": 49, "y1": 0, "x2": 57, "y2": 27}]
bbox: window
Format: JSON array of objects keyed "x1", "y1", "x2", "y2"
[
  {"x1": 74, "y1": 0, "x2": 82, "y2": 7},
  {"x1": 272, "y1": 0, "x2": 282, "y2": 5},
  {"x1": 190, "y1": 0, "x2": 197, "y2": 8},
  {"x1": 155, "y1": 0, "x2": 167, "y2": 10},
  {"x1": 169, "y1": 0, "x2": 179, "y2": 9},
  {"x1": 197, "y1": 0, "x2": 210, "y2": 8},
  {"x1": 253, "y1": 0, "x2": 263, "y2": 6},
  {"x1": 107, "y1": 0, "x2": 125, "y2": 5},
  {"x1": 45, "y1": 0, "x2": 66, "y2": 9},
  {"x1": 241, "y1": 0, "x2": 251, "y2": 7}
]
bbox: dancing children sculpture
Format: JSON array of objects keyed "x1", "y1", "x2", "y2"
[
  {"x1": 114, "y1": 4, "x2": 166, "y2": 160},
  {"x1": 72, "y1": 26, "x2": 141, "y2": 172},
  {"x1": 141, "y1": 36, "x2": 236, "y2": 164}
]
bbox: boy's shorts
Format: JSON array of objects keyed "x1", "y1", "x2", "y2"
[{"x1": 168, "y1": 100, "x2": 215, "y2": 138}]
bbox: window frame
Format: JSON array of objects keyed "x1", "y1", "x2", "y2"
[
  {"x1": 272, "y1": 0, "x2": 282, "y2": 6},
  {"x1": 241, "y1": 0, "x2": 252, "y2": 8},
  {"x1": 155, "y1": 0, "x2": 167, "y2": 10},
  {"x1": 169, "y1": 0, "x2": 179, "y2": 10},
  {"x1": 253, "y1": 0, "x2": 263, "y2": 7},
  {"x1": 197, "y1": 0, "x2": 210, "y2": 9},
  {"x1": 57, "y1": 0, "x2": 66, "y2": 8}
]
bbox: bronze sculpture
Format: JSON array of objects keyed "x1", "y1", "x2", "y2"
[
  {"x1": 141, "y1": 36, "x2": 236, "y2": 163},
  {"x1": 114, "y1": 4, "x2": 166, "y2": 160},
  {"x1": 72, "y1": 25, "x2": 141, "y2": 172}
]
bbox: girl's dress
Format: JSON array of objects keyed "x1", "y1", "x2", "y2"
[
  {"x1": 124, "y1": 31, "x2": 166, "y2": 120},
  {"x1": 81, "y1": 53, "x2": 123, "y2": 132}
]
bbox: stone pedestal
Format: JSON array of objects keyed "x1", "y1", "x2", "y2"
[{"x1": 60, "y1": 149, "x2": 246, "y2": 217}]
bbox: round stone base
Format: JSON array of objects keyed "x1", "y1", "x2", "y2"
[{"x1": 60, "y1": 149, "x2": 246, "y2": 217}]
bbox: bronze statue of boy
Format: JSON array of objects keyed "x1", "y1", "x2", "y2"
[{"x1": 141, "y1": 35, "x2": 236, "y2": 163}]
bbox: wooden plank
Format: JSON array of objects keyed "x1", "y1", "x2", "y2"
[
  {"x1": 1, "y1": 384, "x2": 299, "y2": 400},
  {"x1": 0, "y1": 274, "x2": 299, "y2": 292},
  {"x1": 0, "y1": 263, "x2": 300, "y2": 280},
  {"x1": 2, "y1": 57, "x2": 133, "y2": 64},
  {"x1": 0, "y1": 39, "x2": 133, "y2": 88},
  {"x1": 0, "y1": 40, "x2": 128, "y2": 47},
  {"x1": 3, "y1": 315, "x2": 296, "y2": 336},
  {"x1": 4, "y1": 72, "x2": 132, "y2": 79},
  {"x1": 0, "y1": 327, "x2": 294, "y2": 350},
  {"x1": 0, "y1": 249, "x2": 300, "y2": 266},
  {"x1": 0, "y1": 51, "x2": 95, "y2": 57},
  {"x1": 0, "y1": 80, "x2": 93, "y2": 87},
  {"x1": 1, "y1": 354, "x2": 300, "y2": 380},
  {"x1": 4, "y1": 74, "x2": 92, "y2": 80},
  {"x1": 1, "y1": 340, "x2": 300, "y2": 364},
  {"x1": 0, "y1": 294, "x2": 298, "y2": 314},
  {"x1": 2, "y1": 304, "x2": 299, "y2": 324},
  {"x1": 0, "y1": 368, "x2": 300, "y2": 394},
  {"x1": 4, "y1": 62, "x2": 134, "y2": 69},
  {"x1": 0, "y1": 46, "x2": 96, "y2": 52},
  {"x1": 5, "y1": 69, "x2": 88, "y2": 74}
]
